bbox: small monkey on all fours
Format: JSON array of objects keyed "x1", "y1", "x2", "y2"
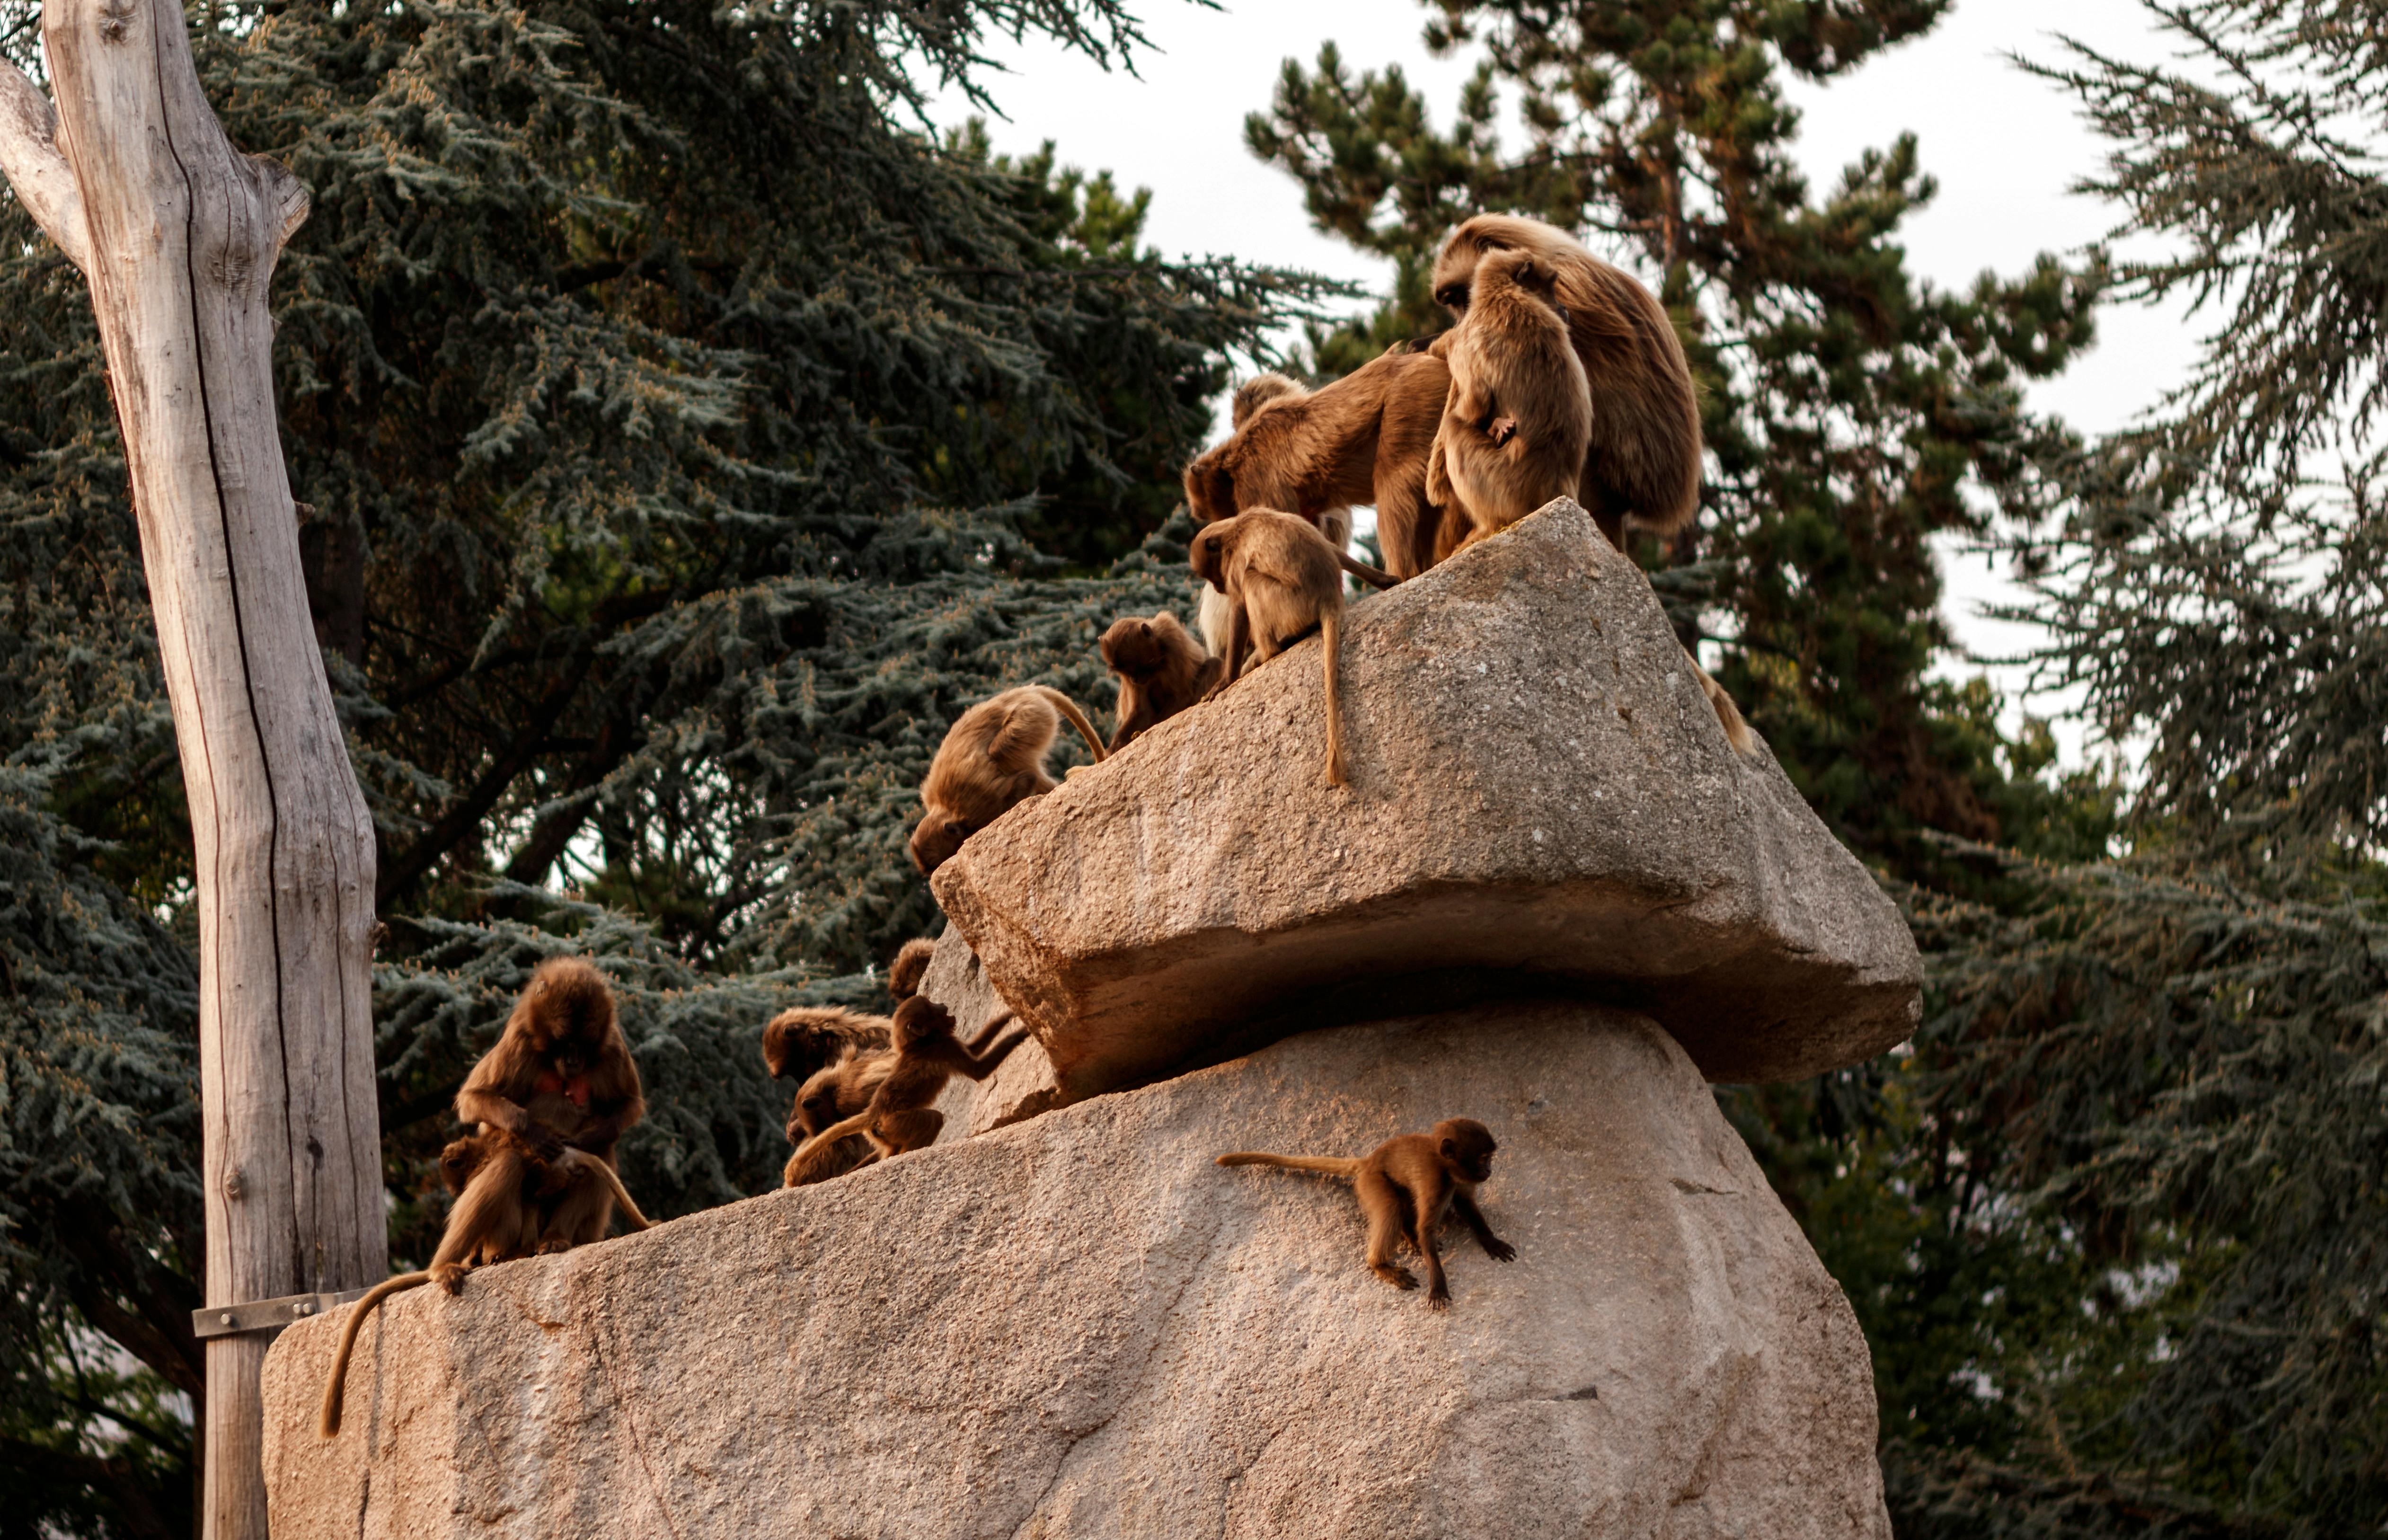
[
  {"x1": 321, "y1": 957, "x2": 652, "y2": 1436},
  {"x1": 784, "y1": 996, "x2": 1026, "y2": 1185},
  {"x1": 909, "y1": 685, "x2": 1110, "y2": 876},
  {"x1": 1427, "y1": 246, "x2": 1593, "y2": 554},
  {"x1": 1189, "y1": 509, "x2": 1357, "y2": 787},
  {"x1": 1100, "y1": 611, "x2": 1221, "y2": 752},
  {"x1": 1218, "y1": 1118, "x2": 1517, "y2": 1311}
]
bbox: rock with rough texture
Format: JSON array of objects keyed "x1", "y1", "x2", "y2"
[
  {"x1": 930, "y1": 498, "x2": 1918, "y2": 1097},
  {"x1": 264, "y1": 1003, "x2": 1890, "y2": 1540}
]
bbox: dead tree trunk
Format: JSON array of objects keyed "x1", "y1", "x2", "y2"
[{"x1": 0, "y1": 2, "x2": 386, "y2": 1536}]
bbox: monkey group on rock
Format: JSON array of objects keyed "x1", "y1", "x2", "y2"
[
  {"x1": 312, "y1": 219, "x2": 1756, "y2": 1423},
  {"x1": 908, "y1": 212, "x2": 1759, "y2": 867}
]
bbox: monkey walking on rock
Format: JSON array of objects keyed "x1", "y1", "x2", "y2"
[{"x1": 1218, "y1": 1118, "x2": 1517, "y2": 1310}]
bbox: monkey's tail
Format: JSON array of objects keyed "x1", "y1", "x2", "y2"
[
  {"x1": 1216, "y1": 1152, "x2": 1364, "y2": 1179},
  {"x1": 1319, "y1": 610, "x2": 1348, "y2": 788},
  {"x1": 1335, "y1": 550, "x2": 1400, "y2": 591},
  {"x1": 1684, "y1": 652, "x2": 1758, "y2": 759},
  {"x1": 787, "y1": 1110, "x2": 876, "y2": 1182},
  {"x1": 560, "y1": 1149, "x2": 654, "y2": 1231},
  {"x1": 319, "y1": 1271, "x2": 434, "y2": 1438},
  {"x1": 1033, "y1": 686, "x2": 1110, "y2": 763}
]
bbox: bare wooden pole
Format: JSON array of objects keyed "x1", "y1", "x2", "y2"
[{"x1": 0, "y1": 2, "x2": 385, "y2": 1535}]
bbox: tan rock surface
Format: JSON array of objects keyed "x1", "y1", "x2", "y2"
[
  {"x1": 265, "y1": 1003, "x2": 1889, "y2": 1540},
  {"x1": 930, "y1": 499, "x2": 1917, "y2": 1097}
]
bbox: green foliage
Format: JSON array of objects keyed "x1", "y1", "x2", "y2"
[
  {"x1": 1242, "y1": 0, "x2": 2108, "y2": 881},
  {"x1": 0, "y1": 0, "x2": 1327, "y2": 1525}
]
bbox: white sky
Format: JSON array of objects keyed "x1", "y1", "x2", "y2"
[{"x1": 935, "y1": 0, "x2": 2211, "y2": 766}]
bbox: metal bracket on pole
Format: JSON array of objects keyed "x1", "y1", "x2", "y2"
[{"x1": 192, "y1": 1289, "x2": 369, "y2": 1341}]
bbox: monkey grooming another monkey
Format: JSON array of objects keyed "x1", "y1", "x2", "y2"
[
  {"x1": 321, "y1": 957, "x2": 650, "y2": 1436},
  {"x1": 1189, "y1": 510, "x2": 1355, "y2": 787},
  {"x1": 1100, "y1": 611, "x2": 1223, "y2": 752},
  {"x1": 1183, "y1": 346, "x2": 1453, "y2": 581},
  {"x1": 1430, "y1": 213, "x2": 1702, "y2": 550},
  {"x1": 761, "y1": 1005, "x2": 891, "y2": 1088},
  {"x1": 1428, "y1": 248, "x2": 1593, "y2": 552},
  {"x1": 784, "y1": 997, "x2": 1026, "y2": 1184},
  {"x1": 1218, "y1": 1118, "x2": 1515, "y2": 1311},
  {"x1": 909, "y1": 685, "x2": 1110, "y2": 876}
]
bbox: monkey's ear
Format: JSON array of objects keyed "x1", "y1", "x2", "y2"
[{"x1": 1442, "y1": 1137, "x2": 1458, "y2": 1161}]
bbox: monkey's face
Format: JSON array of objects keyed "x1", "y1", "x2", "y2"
[
  {"x1": 893, "y1": 997, "x2": 956, "y2": 1051},
  {"x1": 1100, "y1": 617, "x2": 1160, "y2": 674},
  {"x1": 1439, "y1": 1119, "x2": 1500, "y2": 1183},
  {"x1": 1188, "y1": 524, "x2": 1229, "y2": 587},
  {"x1": 909, "y1": 814, "x2": 972, "y2": 876}
]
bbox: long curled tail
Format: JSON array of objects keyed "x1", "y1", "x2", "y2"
[
  {"x1": 1335, "y1": 550, "x2": 1400, "y2": 590},
  {"x1": 1217, "y1": 1152, "x2": 1364, "y2": 1179},
  {"x1": 1033, "y1": 686, "x2": 1110, "y2": 762},
  {"x1": 319, "y1": 1272, "x2": 433, "y2": 1438},
  {"x1": 1681, "y1": 650, "x2": 1758, "y2": 759},
  {"x1": 1319, "y1": 610, "x2": 1347, "y2": 788},
  {"x1": 559, "y1": 1148, "x2": 653, "y2": 1231}
]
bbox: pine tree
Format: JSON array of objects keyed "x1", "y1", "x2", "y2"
[
  {"x1": 1900, "y1": 3, "x2": 2388, "y2": 1528},
  {"x1": 0, "y1": 0, "x2": 1329, "y2": 1525}
]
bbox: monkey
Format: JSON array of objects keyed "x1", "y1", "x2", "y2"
[
  {"x1": 784, "y1": 996, "x2": 1026, "y2": 1184},
  {"x1": 1230, "y1": 371, "x2": 1306, "y2": 428},
  {"x1": 1217, "y1": 1118, "x2": 1515, "y2": 1311},
  {"x1": 909, "y1": 685, "x2": 1109, "y2": 877},
  {"x1": 1429, "y1": 213, "x2": 1703, "y2": 551},
  {"x1": 761, "y1": 1005, "x2": 891, "y2": 1086},
  {"x1": 321, "y1": 956, "x2": 650, "y2": 1436},
  {"x1": 887, "y1": 937, "x2": 938, "y2": 1001},
  {"x1": 1426, "y1": 247, "x2": 1594, "y2": 552},
  {"x1": 1183, "y1": 345, "x2": 1454, "y2": 581},
  {"x1": 1188, "y1": 510, "x2": 1354, "y2": 788},
  {"x1": 1100, "y1": 611, "x2": 1223, "y2": 752},
  {"x1": 1691, "y1": 658, "x2": 1758, "y2": 757},
  {"x1": 780, "y1": 1044, "x2": 896, "y2": 1186}
]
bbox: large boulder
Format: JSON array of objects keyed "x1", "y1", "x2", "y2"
[
  {"x1": 929, "y1": 498, "x2": 1918, "y2": 1100},
  {"x1": 264, "y1": 1003, "x2": 1890, "y2": 1540}
]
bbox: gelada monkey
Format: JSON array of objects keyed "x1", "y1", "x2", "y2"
[
  {"x1": 1100, "y1": 611, "x2": 1222, "y2": 752},
  {"x1": 1430, "y1": 213, "x2": 1702, "y2": 550},
  {"x1": 1189, "y1": 510, "x2": 1354, "y2": 787},
  {"x1": 1218, "y1": 1118, "x2": 1516, "y2": 1311},
  {"x1": 1183, "y1": 350, "x2": 1450, "y2": 580},
  {"x1": 761, "y1": 1006, "x2": 890, "y2": 1087},
  {"x1": 781, "y1": 1045, "x2": 895, "y2": 1186},
  {"x1": 1427, "y1": 248, "x2": 1593, "y2": 551},
  {"x1": 886, "y1": 938, "x2": 938, "y2": 1001},
  {"x1": 909, "y1": 685, "x2": 1109, "y2": 876},
  {"x1": 321, "y1": 957, "x2": 650, "y2": 1436},
  {"x1": 784, "y1": 997, "x2": 1026, "y2": 1184}
]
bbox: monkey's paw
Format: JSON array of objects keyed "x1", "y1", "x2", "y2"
[
  {"x1": 1488, "y1": 416, "x2": 1519, "y2": 446},
  {"x1": 1375, "y1": 1265, "x2": 1419, "y2": 1292},
  {"x1": 1428, "y1": 1289, "x2": 1452, "y2": 1312},
  {"x1": 534, "y1": 1237, "x2": 573, "y2": 1256},
  {"x1": 1484, "y1": 1238, "x2": 1518, "y2": 1263},
  {"x1": 431, "y1": 1263, "x2": 469, "y2": 1295}
]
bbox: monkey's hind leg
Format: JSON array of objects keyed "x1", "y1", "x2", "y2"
[
  {"x1": 871, "y1": 1108, "x2": 945, "y2": 1158},
  {"x1": 1355, "y1": 1168, "x2": 1417, "y2": 1292},
  {"x1": 432, "y1": 1145, "x2": 533, "y2": 1292},
  {"x1": 537, "y1": 1167, "x2": 617, "y2": 1252}
]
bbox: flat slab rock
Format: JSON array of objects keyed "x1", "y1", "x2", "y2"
[
  {"x1": 931, "y1": 497, "x2": 1918, "y2": 1097},
  {"x1": 266, "y1": 1004, "x2": 1887, "y2": 1540}
]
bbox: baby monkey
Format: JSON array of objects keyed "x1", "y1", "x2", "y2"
[
  {"x1": 1100, "y1": 611, "x2": 1222, "y2": 752},
  {"x1": 1218, "y1": 1118, "x2": 1516, "y2": 1311},
  {"x1": 910, "y1": 685, "x2": 1109, "y2": 876},
  {"x1": 1189, "y1": 509, "x2": 1361, "y2": 787},
  {"x1": 783, "y1": 997, "x2": 1026, "y2": 1184}
]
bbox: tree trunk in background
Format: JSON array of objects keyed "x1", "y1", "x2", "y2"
[{"x1": 0, "y1": 2, "x2": 387, "y2": 1535}]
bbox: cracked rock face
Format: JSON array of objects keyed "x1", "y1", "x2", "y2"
[
  {"x1": 265, "y1": 1003, "x2": 1890, "y2": 1540},
  {"x1": 929, "y1": 498, "x2": 1919, "y2": 1101}
]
